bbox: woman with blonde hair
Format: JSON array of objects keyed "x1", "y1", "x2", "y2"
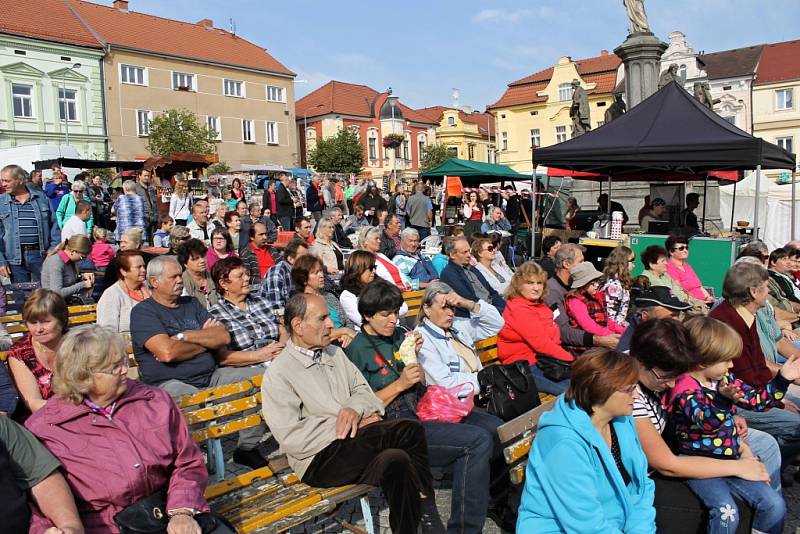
[
  {"x1": 310, "y1": 216, "x2": 344, "y2": 274},
  {"x1": 25, "y1": 325, "x2": 221, "y2": 533},
  {"x1": 41, "y1": 235, "x2": 94, "y2": 299},
  {"x1": 602, "y1": 245, "x2": 636, "y2": 327},
  {"x1": 169, "y1": 179, "x2": 192, "y2": 225}
]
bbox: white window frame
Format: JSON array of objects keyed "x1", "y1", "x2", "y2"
[
  {"x1": 206, "y1": 116, "x2": 222, "y2": 141},
  {"x1": 120, "y1": 64, "x2": 147, "y2": 86},
  {"x1": 776, "y1": 88, "x2": 793, "y2": 110},
  {"x1": 136, "y1": 110, "x2": 152, "y2": 137},
  {"x1": 171, "y1": 71, "x2": 196, "y2": 91},
  {"x1": 530, "y1": 128, "x2": 540, "y2": 148},
  {"x1": 58, "y1": 88, "x2": 78, "y2": 122},
  {"x1": 501, "y1": 131, "x2": 508, "y2": 151},
  {"x1": 777, "y1": 136, "x2": 793, "y2": 155},
  {"x1": 266, "y1": 85, "x2": 286, "y2": 103},
  {"x1": 11, "y1": 84, "x2": 34, "y2": 118},
  {"x1": 558, "y1": 83, "x2": 573, "y2": 102},
  {"x1": 242, "y1": 119, "x2": 255, "y2": 143},
  {"x1": 403, "y1": 133, "x2": 410, "y2": 160},
  {"x1": 417, "y1": 134, "x2": 426, "y2": 164},
  {"x1": 368, "y1": 137, "x2": 378, "y2": 160},
  {"x1": 447, "y1": 115, "x2": 456, "y2": 126},
  {"x1": 266, "y1": 121, "x2": 279, "y2": 145},
  {"x1": 223, "y1": 79, "x2": 245, "y2": 98},
  {"x1": 556, "y1": 125, "x2": 567, "y2": 143}
]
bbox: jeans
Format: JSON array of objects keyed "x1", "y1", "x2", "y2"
[
  {"x1": 652, "y1": 476, "x2": 753, "y2": 534},
  {"x1": 302, "y1": 419, "x2": 433, "y2": 534},
  {"x1": 10, "y1": 249, "x2": 44, "y2": 283},
  {"x1": 412, "y1": 225, "x2": 431, "y2": 241},
  {"x1": 159, "y1": 365, "x2": 266, "y2": 450},
  {"x1": 746, "y1": 427, "x2": 782, "y2": 491},
  {"x1": 278, "y1": 216, "x2": 292, "y2": 232},
  {"x1": 529, "y1": 364, "x2": 570, "y2": 395},
  {"x1": 739, "y1": 406, "x2": 800, "y2": 466},
  {"x1": 685, "y1": 475, "x2": 785, "y2": 534}
]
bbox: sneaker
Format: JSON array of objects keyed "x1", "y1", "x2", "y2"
[
  {"x1": 418, "y1": 495, "x2": 445, "y2": 534},
  {"x1": 232, "y1": 447, "x2": 268, "y2": 469}
]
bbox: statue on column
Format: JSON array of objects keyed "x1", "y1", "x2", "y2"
[
  {"x1": 623, "y1": 0, "x2": 650, "y2": 34},
  {"x1": 569, "y1": 79, "x2": 591, "y2": 137},
  {"x1": 693, "y1": 81, "x2": 720, "y2": 109},
  {"x1": 604, "y1": 94, "x2": 627, "y2": 123},
  {"x1": 658, "y1": 64, "x2": 679, "y2": 89}
]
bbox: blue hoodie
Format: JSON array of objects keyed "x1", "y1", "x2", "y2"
[{"x1": 517, "y1": 395, "x2": 656, "y2": 533}]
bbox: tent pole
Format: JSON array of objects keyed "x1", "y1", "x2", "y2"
[
  {"x1": 702, "y1": 174, "x2": 708, "y2": 233},
  {"x1": 754, "y1": 165, "x2": 761, "y2": 240},
  {"x1": 730, "y1": 178, "x2": 737, "y2": 232},
  {"x1": 531, "y1": 173, "x2": 537, "y2": 258},
  {"x1": 792, "y1": 169, "x2": 797, "y2": 241}
]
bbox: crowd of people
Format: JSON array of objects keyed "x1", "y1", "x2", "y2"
[{"x1": 1, "y1": 162, "x2": 800, "y2": 533}]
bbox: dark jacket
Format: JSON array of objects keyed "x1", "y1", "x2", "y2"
[
  {"x1": 709, "y1": 301, "x2": 774, "y2": 389},
  {"x1": 440, "y1": 261, "x2": 506, "y2": 317},
  {"x1": 306, "y1": 183, "x2": 324, "y2": 213},
  {"x1": 333, "y1": 224, "x2": 351, "y2": 249},
  {"x1": 276, "y1": 184, "x2": 294, "y2": 218},
  {"x1": 358, "y1": 193, "x2": 387, "y2": 225},
  {"x1": 379, "y1": 230, "x2": 398, "y2": 259}
]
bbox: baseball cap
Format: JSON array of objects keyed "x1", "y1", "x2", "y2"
[{"x1": 634, "y1": 286, "x2": 691, "y2": 310}]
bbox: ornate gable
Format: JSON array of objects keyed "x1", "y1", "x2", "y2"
[{"x1": 0, "y1": 61, "x2": 45, "y2": 78}]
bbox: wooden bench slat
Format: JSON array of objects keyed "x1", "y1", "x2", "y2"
[
  {"x1": 509, "y1": 463, "x2": 526, "y2": 485},
  {"x1": 263, "y1": 500, "x2": 337, "y2": 534},
  {"x1": 217, "y1": 482, "x2": 310, "y2": 519},
  {"x1": 497, "y1": 399, "x2": 554, "y2": 444},
  {"x1": 184, "y1": 394, "x2": 261, "y2": 425},
  {"x1": 191, "y1": 413, "x2": 264, "y2": 442},
  {"x1": 504, "y1": 434, "x2": 533, "y2": 465},
  {"x1": 177, "y1": 380, "x2": 256, "y2": 409},
  {"x1": 237, "y1": 493, "x2": 328, "y2": 532},
  {"x1": 205, "y1": 466, "x2": 278, "y2": 500}
]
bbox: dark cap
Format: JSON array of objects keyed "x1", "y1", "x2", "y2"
[
  {"x1": 634, "y1": 286, "x2": 691, "y2": 311},
  {"x1": 651, "y1": 198, "x2": 666, "y2": 207}
]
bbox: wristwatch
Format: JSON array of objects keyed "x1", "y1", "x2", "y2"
[{"x1": 176, "y1": 332, "x2": 185, "y2": 342}]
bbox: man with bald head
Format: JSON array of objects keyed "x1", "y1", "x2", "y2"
[{"x1": 262, "y1": 293, "x2": 442, "y2": 533}]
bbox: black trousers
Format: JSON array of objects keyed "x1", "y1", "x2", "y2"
[{"x1": 302, "y1": 419, "x2": 433, "y2": 534}]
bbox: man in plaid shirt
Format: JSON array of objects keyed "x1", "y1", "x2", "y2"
[{"x1": 261, "y1": 238, "x2": 309, "y2": 311}]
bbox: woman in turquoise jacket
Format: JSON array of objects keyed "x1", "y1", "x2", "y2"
[{"x1": 518, "y1": 348, "x2": 656, "y2": 534}]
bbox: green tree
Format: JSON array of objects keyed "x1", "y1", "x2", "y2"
[
  {"x1": 207, "y1": 162, "x2": 231, "y2": 174},
  {"x1": 420, "y1": 142, "x2": 451, "y2": 171},
  {"x1": 146, "y1": 108, "x2": 217, "y2": 158},
  {"x1": 307, "y1": 128, "x2": 364, "y2": 174}
]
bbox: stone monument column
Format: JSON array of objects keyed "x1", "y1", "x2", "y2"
[{"x1": 614, "y1": 33, "x2": 667, "y2": 108}]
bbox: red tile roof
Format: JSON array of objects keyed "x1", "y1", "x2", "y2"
[
  {"x1": 488, "y1": 53, "x2": 621, "y2": 110},
  {"x1": 69, "y1": 0, "x2": 294, "y2": 76},
  {"x1": 0, "y1": 0, "x2": 102, "y2": 48},
  {"x1": 296, "y1": 81, "x2": 437, "y2": 125},
  {"x1": 754, "y1": 39, "x2": 800, "y2": 85}
]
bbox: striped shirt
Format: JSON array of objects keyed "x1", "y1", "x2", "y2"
[
  {"x1": 14, "y1": 198, "x2": 40, "y2": 246},
  {"x1": 633, "y1": 384, "x2": 667, "y2": 434}
]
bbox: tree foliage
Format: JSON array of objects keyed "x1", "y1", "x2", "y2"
[
  {"x1": 307, "y1": 128, "x2": 364, "y2": 174},
  {"x1": 420, "y1": 142, "x2": 451, "y2": 172},
  {"x1": 207, "y1": 162, "x2": 231, "y2": 175},
  {"x1": 146, "y1": 108, "x2": 217, "y2": 158}
]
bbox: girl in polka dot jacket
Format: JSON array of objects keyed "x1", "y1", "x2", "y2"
[{"x1": 667, "y1": 317, "x2": 800, "y2": 534}]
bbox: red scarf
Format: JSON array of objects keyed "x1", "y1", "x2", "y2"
[{"x1": 375, "y1": 254, "x2": 409, "y2": 291}]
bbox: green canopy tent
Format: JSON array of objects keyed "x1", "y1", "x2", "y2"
[{"x1": 420, "y1": 158, "x2": 531, "y2": 185}]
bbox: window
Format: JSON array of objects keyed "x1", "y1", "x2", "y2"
[
  {"x1": 242, "y1": 119, "x2": 255, "y2": 143},
  {"x1": 13, "y1": 50, "x2": 26, "y2": 56},
  {"x1": 723, "y1": 85, "x2": 732, "y2": 91},
  {"x1": 447, "y1": 146, "x2": 458, "y2": 158},
  {"x1": 172, "y1": 71, "x2": 195, "y2": 91},
  {"x1": 58, "y1": 88, "x2": 77, "y2": 121},
  {"x1": 223, "y1": 79, "x2": 244, "y2": 97},
  {"x1": 12, "y1": 84, "x2": 33, "y2": 118},
  {"x1": 678, "y1": 64, "x2": 687, "y2": 80},
  {"x1": 418, "y1": 140, "x2": 425, "y2": 162},
  {"x1": 136, "y1": 110, "x2": 152, "y2": 136},
  {"x1": 556, "y1": 125, "x2": 567, "y2": 143},
  {"x1": 777, "y1": 137, "x2": 793, "y2": 155},
  {"x1": 120, "y1": 64, "x2": 146, "y2": 85},
  {"x1": 558, "y1": 83, "x2": 573, "y2": 101},
  {"x1": 266, "y1": 85, "x2": 285, "y2": 102},
  {"x1": 266, "y1": 121, "x2": 279, "y2": 144},
  {"x1": 447, "y1": 115, "x2": 456, "y2": 126},
  {"x1": 501, "y1": 131, "x2": 508, "y2": 151},
  {"x1": 468, "y1": 144, "x2": 475, "y2": 161},
  {"x1": 206, "y1": 116, "x2": 221, "y2": 140},
  {"x1": 776, "y1": 89, "x2": 793, "y2": 110},
  {"x1": 530, "y1": 110, "x2": 538, "y2": 116},
  {"x1": 403, "y1": 137, "x2": 409, "y2": 160},
  {"x1": 368, "y1": 137, "x2": 378, "y2": 160},
  {"x1": 530, "y1": 128, "x2": 540, "y2": 148}
]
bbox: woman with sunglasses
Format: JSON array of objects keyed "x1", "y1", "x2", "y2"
[
  {"x1": 665, "y1": 235, "x2": 715, "y2": 304},
  {"x1": 40, "y1": 235, "x2": 94, "y2": 300},
  {"x1": 339, "y1": 250, "x2": 408, "y2": 328},
  {"x1": 472, "y1": 236, "x2": 513, "y2": 295}
]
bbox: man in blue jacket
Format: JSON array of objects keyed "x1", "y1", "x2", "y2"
[
  {"x1": 43, "y1": 168, "x2": 70, "y2": 212},
  {"x1": 305, "y1": 175, "x2": 325, "y2": 222},
  {"x1": 0, "y1": 165, "x2": 61, "y2": 283},
  {"x1": 440, "y1": 236, "x2": 505, "y2": 317}
]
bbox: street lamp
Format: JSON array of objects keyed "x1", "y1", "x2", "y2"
[
  {"x1": 61, "y1": 62, "x2": 81, "y2": 147},
  {"x1": 303, "y1": 103, "x2": 324, "y2": 167},
  {"x1": 386, "y1": 95, "x2": 399, "y2": 187}
]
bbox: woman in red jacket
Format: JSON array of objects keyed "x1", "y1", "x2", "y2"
[{"x1": 498, "y1": 261, "x2": 574, "y2": 394}]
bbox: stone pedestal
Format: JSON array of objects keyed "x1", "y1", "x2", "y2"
[{"x1": 614, "y1": 32, "x2": 668, "y2": 108}]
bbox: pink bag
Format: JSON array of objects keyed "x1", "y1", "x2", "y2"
[{"x1": 416, "y1": 384, "x2": 475, "y2": 423}]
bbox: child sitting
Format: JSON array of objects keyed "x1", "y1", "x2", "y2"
[
  {"x1": 61, "y1": 200, "x2": 92, "y2": 241},
  {"x1": 669, "y1": 316, "x2": 797, "y2": 534},
  {"x1": 565, "y1": 262, "x2": 625, "y2": 345},
  {"x1": 88, "y1": 227, "x2": 115, "y2": 271},
  {"x1": 153, "y1": 214, "x2": 174, "y2": 248}
]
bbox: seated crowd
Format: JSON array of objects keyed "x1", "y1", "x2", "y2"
[{"x1": 2, "y1": 162, "x2": 800, "y2": 534}]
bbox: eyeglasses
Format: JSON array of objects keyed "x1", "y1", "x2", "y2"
[
  {"x1": 619, "y1": 384, "x2": 638, "y2": 394},
  {"x1": 671, "y1": 245, "x2": 688, "y2": 251},
  {"x1": 71, "y1": 189, "x2": 82, "y2": 193},
  {"x1": 94, "y1": 359, "x2": 129, "y2": 376}
]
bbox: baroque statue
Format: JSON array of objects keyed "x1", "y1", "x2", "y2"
[
  {"x1": 604, "y1": 94, "x2": 627, "y2": 123},
  {"x1": 693, "y1": 82, "x2": 720, "y2": 109},
  {"x1": 569, "y1": 79, "x2": 591, "y2": 137},
  {"x1": 623, "y1": 0, "x2": 650, "y2": 34},
  {"x1": 658, "y1": 64, "x2": 679, "y2": 89}
]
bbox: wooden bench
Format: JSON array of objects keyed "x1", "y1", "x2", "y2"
[
  {"x1": 177, "y1": 375, "x2": 375, "y2": 534},
  {"x1": 402, "y1": 289, "x2": 425, "y2": 319}
]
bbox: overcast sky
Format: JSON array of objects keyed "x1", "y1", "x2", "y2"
[{"x1": 102, "y1": 0, "x2": 799, "y2": 110}]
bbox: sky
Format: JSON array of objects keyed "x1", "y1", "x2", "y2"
[{"x1": 98, "y1": 0, "x2": 799, "y2": 110}]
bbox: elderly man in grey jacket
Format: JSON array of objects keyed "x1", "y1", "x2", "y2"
[{"x1": 262, "y1": 292, "x2": 443, "y2": 533}]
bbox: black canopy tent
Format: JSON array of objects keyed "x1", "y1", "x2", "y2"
[
  {"x1": 34, "y1": 157, "x2": 143, "y2": 171},
  {"x1": 534, "y1": 81, "x2": 797, "y2": 238}
]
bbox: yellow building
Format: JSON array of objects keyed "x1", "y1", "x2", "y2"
[
  {"x1": 487, "y1": 51, "x2": 621, "y2": 174},
  {"x1": 415, "y1": 106, "x2": 495, "y2": 163},
  {"x1": 752, "y1": 40, "x2": 800, "y2": 179}
]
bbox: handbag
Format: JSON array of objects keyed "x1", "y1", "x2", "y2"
[
  {"x1": 536, "y1": 355, "x2": 572, "y2": 382},
  {"x1": 113, "y1": 488, "x2": 237, "y2": 534},
  {"x1": 477, "y1": 361, "x2": 540, "y2": 421}
]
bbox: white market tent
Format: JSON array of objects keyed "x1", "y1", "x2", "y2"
[{"x1": 720, "y1": 172, "x2": 800, "y2": 250}]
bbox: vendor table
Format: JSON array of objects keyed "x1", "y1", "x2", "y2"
[{"x1": 579, "y1": 237, "x2": 625, "y2": 271}]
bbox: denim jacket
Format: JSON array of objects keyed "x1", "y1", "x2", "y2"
[{"x1": 0, "y1": 186, "x2": 60, "y2": 266}]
